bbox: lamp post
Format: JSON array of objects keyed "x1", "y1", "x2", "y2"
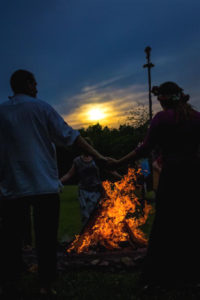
[
  {"x1": 143, "y1": 46, "x2": 154, "y2": 121},
  {"x1": 143, "y1": 46, "x2": 155, "y2": 192}
]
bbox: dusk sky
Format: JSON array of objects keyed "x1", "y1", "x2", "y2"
[{"x1": 0, "y1": 0, "x2": 200, "y2": 128}]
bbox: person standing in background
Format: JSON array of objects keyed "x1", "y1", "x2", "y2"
[{"x1": 60, "y1": 137, "x2": 122, "y2": 227}]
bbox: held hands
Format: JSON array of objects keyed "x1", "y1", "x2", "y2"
[{"x1": 95, "y1": 155, "x2": 120, "y2": 168}]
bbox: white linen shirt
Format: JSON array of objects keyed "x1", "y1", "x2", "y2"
[{"x1": 0, "y1": 94, "x2": 80, "y2": 198}]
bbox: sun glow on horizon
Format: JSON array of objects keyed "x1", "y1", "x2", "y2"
[
  {"x1": 63, "y1": 102, "x2": 125, "y2": 129},
  {"x1": 87, "y1": 107, "x2": 106, "y2": 122},
  {"x1": 61, "y1": 81, "x2": 150, "y2": 129}
]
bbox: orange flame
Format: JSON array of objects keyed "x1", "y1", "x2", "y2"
[{"x1": 67, "y1": 168, "x2": 152, "y2": 253}]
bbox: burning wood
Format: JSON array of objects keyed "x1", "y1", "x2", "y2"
[{"x1": 66, "y1": 168, "x2": 152, "y2": 254}]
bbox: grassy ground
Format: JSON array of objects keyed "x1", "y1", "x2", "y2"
[
  {"x1": 20, "y1": 270, "x2": 142, "y2": 300},
  {"x1": 58, "y1": 185, "x2": 82, "y2": 241},
  {"x1": 14, "y1": 187, "x2": 199, "y2": 299},
  {"x1": 17, "y1": 185, "x2": 156, "y2": 299}
]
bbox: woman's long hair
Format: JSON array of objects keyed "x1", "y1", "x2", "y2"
[{"x1": 152, "y1": 82, "x2": 195, "y2": 122}]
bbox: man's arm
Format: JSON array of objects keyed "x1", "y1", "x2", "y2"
[
  {"x1": 74, "y1": 136, "x2": 107, "y2": 162},
  {"x1": 45, "y1": 105, "x2": 107, "y2": 163}
]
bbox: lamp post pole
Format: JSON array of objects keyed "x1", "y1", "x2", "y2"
[
  {"x1": 143, "y1": 46, "x2": 155, "y2": 192},
  {"x1": 143, "y1": 46, "x2": 154, "y2": 121}
]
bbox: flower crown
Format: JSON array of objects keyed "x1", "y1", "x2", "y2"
[{"x1": 151, "y1": 86, "x2": 190, "y2": 102}]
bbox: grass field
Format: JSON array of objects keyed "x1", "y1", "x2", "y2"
[
  {"x1": 14, "y1": 186, "x2": 200, "y2": 299},
  {"x1": 58, "y1": 185, "x2": 82, "y2": 241},
  {"x1": 20, "y1": 185, "x2": 155, "y2": 298}
]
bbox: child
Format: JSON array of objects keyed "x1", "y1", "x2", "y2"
[{"x1": 60, "y1": 137, "x2": 121, "y2": 226}]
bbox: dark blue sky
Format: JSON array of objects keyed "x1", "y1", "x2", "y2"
[{"x1": 0, "y1": 0, "x2": 200, "y2": 127}]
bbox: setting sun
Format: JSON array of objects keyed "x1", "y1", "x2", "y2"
[
  {"x1": 64, "y1": 102, "x2": 120, "y2": 128},
  {"x1": 87, "y1": 107, "x2": 106, "y2": 122}
]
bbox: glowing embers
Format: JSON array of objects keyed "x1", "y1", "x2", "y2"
[{"x1": 67, "y1": 168, "x2": 152, "y2": 254}]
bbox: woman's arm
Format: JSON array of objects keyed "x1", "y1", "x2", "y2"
[
  {"x1": 107, "y1": 112, "x2": 162, "y2": 168},
  {"x1": 106, "y1": 150, "x2": 138, "y2": 167},
  {"x1": 118, "y1": 150, "x2": 138, "y2": 166},
  {"x1": 60, "y1": 164, "x2": 76, "y2": 184}
]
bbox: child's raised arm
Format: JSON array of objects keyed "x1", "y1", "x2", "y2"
[
  {"x1": 105, "y1": 170, "x2": 122, "y2": 181},
  {"x1": 60, "y1": 164, "x2": 76, "y2": 184}
]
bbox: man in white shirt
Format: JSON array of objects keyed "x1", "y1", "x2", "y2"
[{"x1": 0, "y1": 69, "x2": 106, "y2": 296}]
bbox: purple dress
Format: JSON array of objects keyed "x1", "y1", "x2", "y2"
[{"x1": 135, "y1": 109, "x2": 200, "y2": 285}]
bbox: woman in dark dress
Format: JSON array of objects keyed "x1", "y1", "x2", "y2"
[{"x1": 109, "y1": 81, "x2": 200, "y2": 286}]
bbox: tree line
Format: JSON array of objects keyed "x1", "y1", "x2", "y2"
[{"x1": 56, "y1": 106, "x2": 150, "y2": 182}]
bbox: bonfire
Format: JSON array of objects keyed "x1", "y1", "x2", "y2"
[{"x1": 67, "y1": 168, "x2": 152, "y2": 254}]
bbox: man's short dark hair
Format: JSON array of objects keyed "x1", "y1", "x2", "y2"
[{"x1": 10, "y1": 69, "x2": 35, "y2": 94}]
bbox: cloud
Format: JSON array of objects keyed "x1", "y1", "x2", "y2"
[{"x1": 55, "y1": 77, "x2": 160, "y2": 129}]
